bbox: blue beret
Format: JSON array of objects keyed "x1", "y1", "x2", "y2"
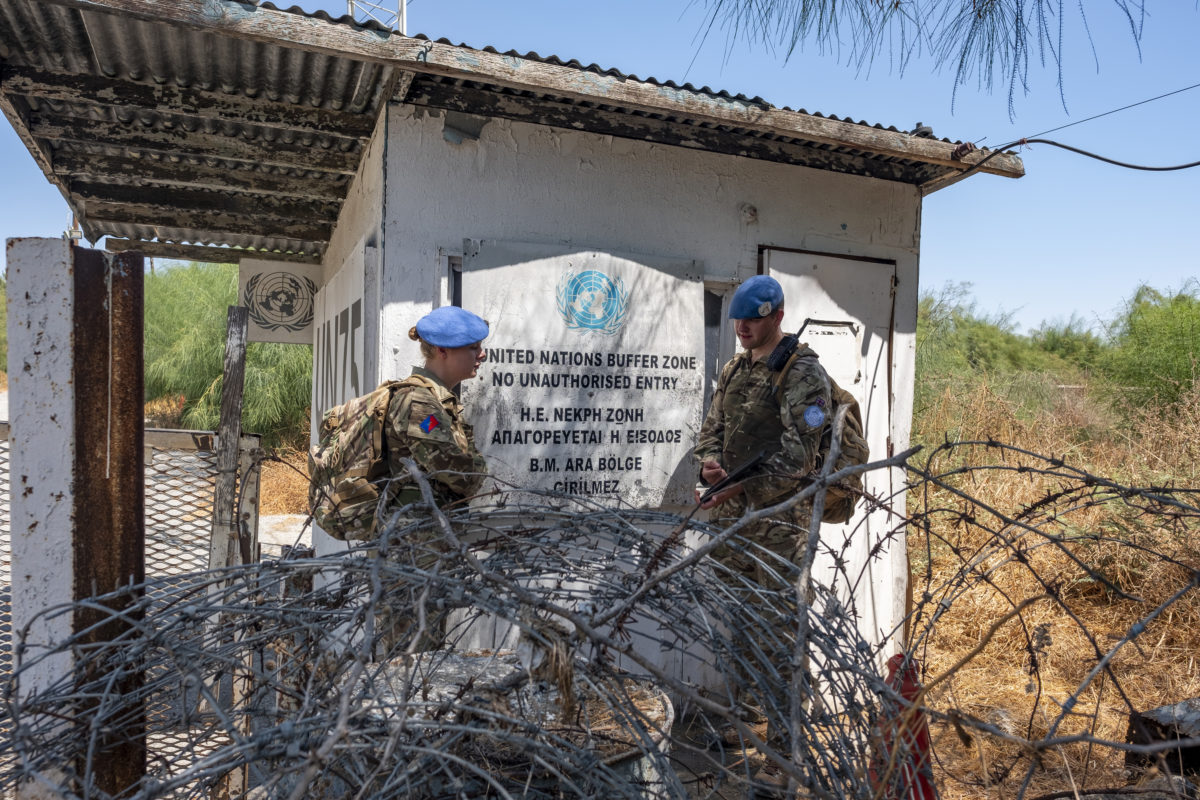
[
  {"x1": 415, "y1": 306, "x2": 489, "y2": 348},
  {"x1": 729, "y1": 275, "x2": 784, "y2": 319}
]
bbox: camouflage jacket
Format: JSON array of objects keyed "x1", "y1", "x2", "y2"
[
  {"x1": 694, "y1": 343, "x2": 832, "y2": 509},
  {"x1": 385, "y1": 367, "x2": 488, "y2": 510}
]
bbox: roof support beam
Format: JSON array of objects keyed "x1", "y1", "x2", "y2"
[
  {"x1": 51, "y1": 153, "x2": 349, "y2": 200},
  {"x1": 37, "y1": 0, "x2": 1023, "y2": 180},
  {"x1": 27, "y1": 116, "x2": 360, "y2": 173},
  {"x1": 1, "y1": 66, "x2": 378, "y2": 139},
  {"x1": 69, "y1": 181, "x2": 342, "y2": 220},
  {"x1": 105, "y1": 238, "x2": 322, "y2": 264},
  {"x1": 83, "y1": 202, "x2": 331, "y2": 242}
]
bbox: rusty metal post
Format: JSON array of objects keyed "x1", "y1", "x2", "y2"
[
  {"x1": 72, "y1": 245, "x2": 147, "y2": 795},
  {"x1": 7, "y1": 239, "x2": 145, "y2": 797}
]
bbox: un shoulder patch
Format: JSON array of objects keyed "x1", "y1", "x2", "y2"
[{"x1": 803, "y1": 405, "x2": 826, "y2": 427}]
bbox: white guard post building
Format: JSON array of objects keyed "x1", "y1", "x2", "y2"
[{"x1": 1, "y1": 1, "x2": 1024, "y2": 684}]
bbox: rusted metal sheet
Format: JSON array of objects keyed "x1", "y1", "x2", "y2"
[
  {"x1": 0, "y1": 0, "x2": 1022, "y2": 260},
  {"x1": 105, "y1": 238, "x2": 323, "y2": 265},
  {"x1": 52, "y1": 153, "x2": 350, "y2": 200},
  {"x1": 71, "y1": 245, "x2": 146, "y2": 795},
  {"x1": 2, "y1": 65, "x2": 380, "y2": 138}
]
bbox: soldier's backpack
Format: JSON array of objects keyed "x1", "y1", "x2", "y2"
[
  {"x1": 768, "y1": 336, "x2": 870, "y2": 524},
  {"x1": 307, "y1": 375, "x2": 435, "y2": 540}
]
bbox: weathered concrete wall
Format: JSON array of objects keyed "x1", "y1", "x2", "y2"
[{"x1": 323, "y1": 113, "x2": 386, "y2": 287}]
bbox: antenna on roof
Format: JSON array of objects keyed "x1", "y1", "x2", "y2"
[{"x1": 347, "y1": 0, "x2": 407, "y2": 34}]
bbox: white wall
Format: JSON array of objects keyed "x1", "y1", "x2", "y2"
[
  {"x1": 323, "y1": 115, "x2": 386, "y2": 286},
  {"x1": 378, "y1": 103, "x2": 919, "y2": 453},
  {"x1": 378, "y1": 105, "x2": 920, "y2": 381}
]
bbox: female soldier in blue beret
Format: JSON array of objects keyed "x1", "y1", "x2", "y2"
[
  {"x1": 379, "y1": 305, "x2": 490, "y2": 653},
  {"x1": 384, "y1": 305, "x2": 490, "y2": 513}
]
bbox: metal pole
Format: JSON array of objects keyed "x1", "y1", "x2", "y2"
[{"x1": 8, "y1": 239, "x2": 146, "y2": 798}]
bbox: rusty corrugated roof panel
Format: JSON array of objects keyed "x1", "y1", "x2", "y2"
[
  {"x1": 0, "y1": 0, "x2": 1022, "y2": 263},
  {"x1": 0, "y1": 0, "x2": 398, "y2": 261}
]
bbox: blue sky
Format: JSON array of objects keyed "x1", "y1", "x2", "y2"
[{"x1": 2, "y1": 1, "x2": 1196, "y2": 332}]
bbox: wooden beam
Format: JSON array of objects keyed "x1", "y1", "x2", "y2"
[
  {"x1": 392, "y1": 69, "x2": 416, "y2": 103},
  {"x1": 27, "y1": 116, "x2": 360, "y2": 173},
  {"x1": 1, "y1": 65, "x2": 378, "y2": 139},
  {"x1": 36, "y1": 0, "x2": 1024, "y2": 179},
  {"x1": 106, "y1": 238, "x2": 322, "y2": 264},
  {"x1": 70, "y1": 180, "x2": 342, "y2": 220},
  {"x1": 51, "y1": 153, "x2": 349, "y2": 199},
  {"x1": 83, "y1": 202, "x2": 331, "y2": 242}
]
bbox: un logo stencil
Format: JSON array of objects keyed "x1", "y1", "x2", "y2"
[
  {"x1": 244, "y1": 271, "x2": 317, "y2": 332},
  {"x1": 556, "y1": 269, "x2": 628, "y2": 335}
]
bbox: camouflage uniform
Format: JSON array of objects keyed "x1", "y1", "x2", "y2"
[
  {"x1": 694, "y1": 342, "x2": 832, "y2": 576},
  {"x1": 377, "y1": 366, "x2": 487, "y2": 656},
  {"x1": 694, "y1": 344, "x2": 832, "y2": 747},
  {"x1": 383, "y1": 366, "x2": 488, "y2": 517}
]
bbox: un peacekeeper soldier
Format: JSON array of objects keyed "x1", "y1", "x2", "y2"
[
  {"x1": 693, "y1": 275, "x2": 833, "y2": 784},
  {"x1": 385, "y1": 306, "x2": 490, "y2": 518},
  {"x1": 378, "y1": 305, "x2": 490, "y2": 655},
  {"x1": 694, "y1": 274, "x2": 832, "y2": 577}
]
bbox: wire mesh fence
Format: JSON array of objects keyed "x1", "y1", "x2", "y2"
[
  {"x1": 2, "y1": 441, "x2": 1198, "y2": 799},
  {"x1": 0, "y1": 424, "x2": 264, "y2": 797}
]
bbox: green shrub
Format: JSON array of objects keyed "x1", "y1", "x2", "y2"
[
  {"x1": 1029, "y1": 315, "x2": 1104, "y2": 368},
  {"x1": 1099, "y1": 283, "x2": 1200, "y2": 407},
  {"x1": 145, "y1": 262, "x2": 311, "y2": 447},
  {"x1": 914, "y1": 282, "x2": 1078, "y2": 417}
]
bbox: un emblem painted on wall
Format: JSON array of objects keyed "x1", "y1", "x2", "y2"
[
  {"x1": 556, "y1": 269, "x2": 628, "y2": 335},
  {"x1": 243, "y1": 271, "x2": 317, "y2": 333}
]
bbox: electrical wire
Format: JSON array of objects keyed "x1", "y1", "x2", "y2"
[
  {"x1": 1027, "y1": 81, "x2": 1200, "y2": 140},
  {"x1": 925, "y1": 81, "x2": 1200, "y2": 190},
  {"x1": 926, "y1": 135, "x2": 1200, "y2": 192}
]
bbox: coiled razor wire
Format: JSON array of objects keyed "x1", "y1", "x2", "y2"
[{"x1": 1, "y1": 443, "x2": 1198, "y2": 799}]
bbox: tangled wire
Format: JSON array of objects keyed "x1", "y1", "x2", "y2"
[{"x1": 2, "y1": 442, "x2": 1198, "y2": 800}]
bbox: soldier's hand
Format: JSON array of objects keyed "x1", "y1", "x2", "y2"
[
  {"x1": 700, "y1": 460, "x2": 727, "y2": 486},
  {"x1": 698, "y1": 483, "x2": 742, "y2": 510}
]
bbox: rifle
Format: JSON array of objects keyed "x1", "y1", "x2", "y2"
[{"x1": 698, "y1": 449, "x2": 767, "y2": 505}]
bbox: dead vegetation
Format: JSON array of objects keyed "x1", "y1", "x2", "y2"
[
  {"x1": 258, "y1": 447, "x2": 309, "y2": 515},
  {"x1": 910, "y1": 377, "x2": 1200, "y2": 799}
]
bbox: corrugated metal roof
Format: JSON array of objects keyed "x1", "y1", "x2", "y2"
[{"x1": 0, "y1": 0, "x2": 1023, "y2": 263}]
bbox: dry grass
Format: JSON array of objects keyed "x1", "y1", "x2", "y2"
[
  {"x1": 144, "y1": 393, "x2": 185, "y2": 428},
  {"x1": 259, "y1": 447, "x2": 310, "y2": 515},
  {"x1": 910, "y1": 377, "x2": 1200, "y2": 799}
]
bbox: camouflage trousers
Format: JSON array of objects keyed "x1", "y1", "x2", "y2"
[
  {"x1": 707, "y1": 494, "x2": 818, "y2": 753},
  {"x1": 708, "y1": 493, "x2": 817, "y2": 583},
  {"x1": 373, "y1": 514, "x2": 457, "y2": 660}
]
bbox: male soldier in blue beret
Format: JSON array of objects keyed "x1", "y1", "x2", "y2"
[
  {"x1": 695, "y1": 274, "x2": 832, "y2": 551},
  {"x1": 693, "y1": 274, "x2": 834, "y2": 784}
]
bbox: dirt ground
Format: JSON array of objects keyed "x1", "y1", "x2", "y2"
[{"x1": 259, "y1": 448, "x2": 309, "y2": 514}]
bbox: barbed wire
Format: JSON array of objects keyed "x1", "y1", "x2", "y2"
[{"x1": 2, "y1": 442, "x2": 1198, "y2": 799}]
